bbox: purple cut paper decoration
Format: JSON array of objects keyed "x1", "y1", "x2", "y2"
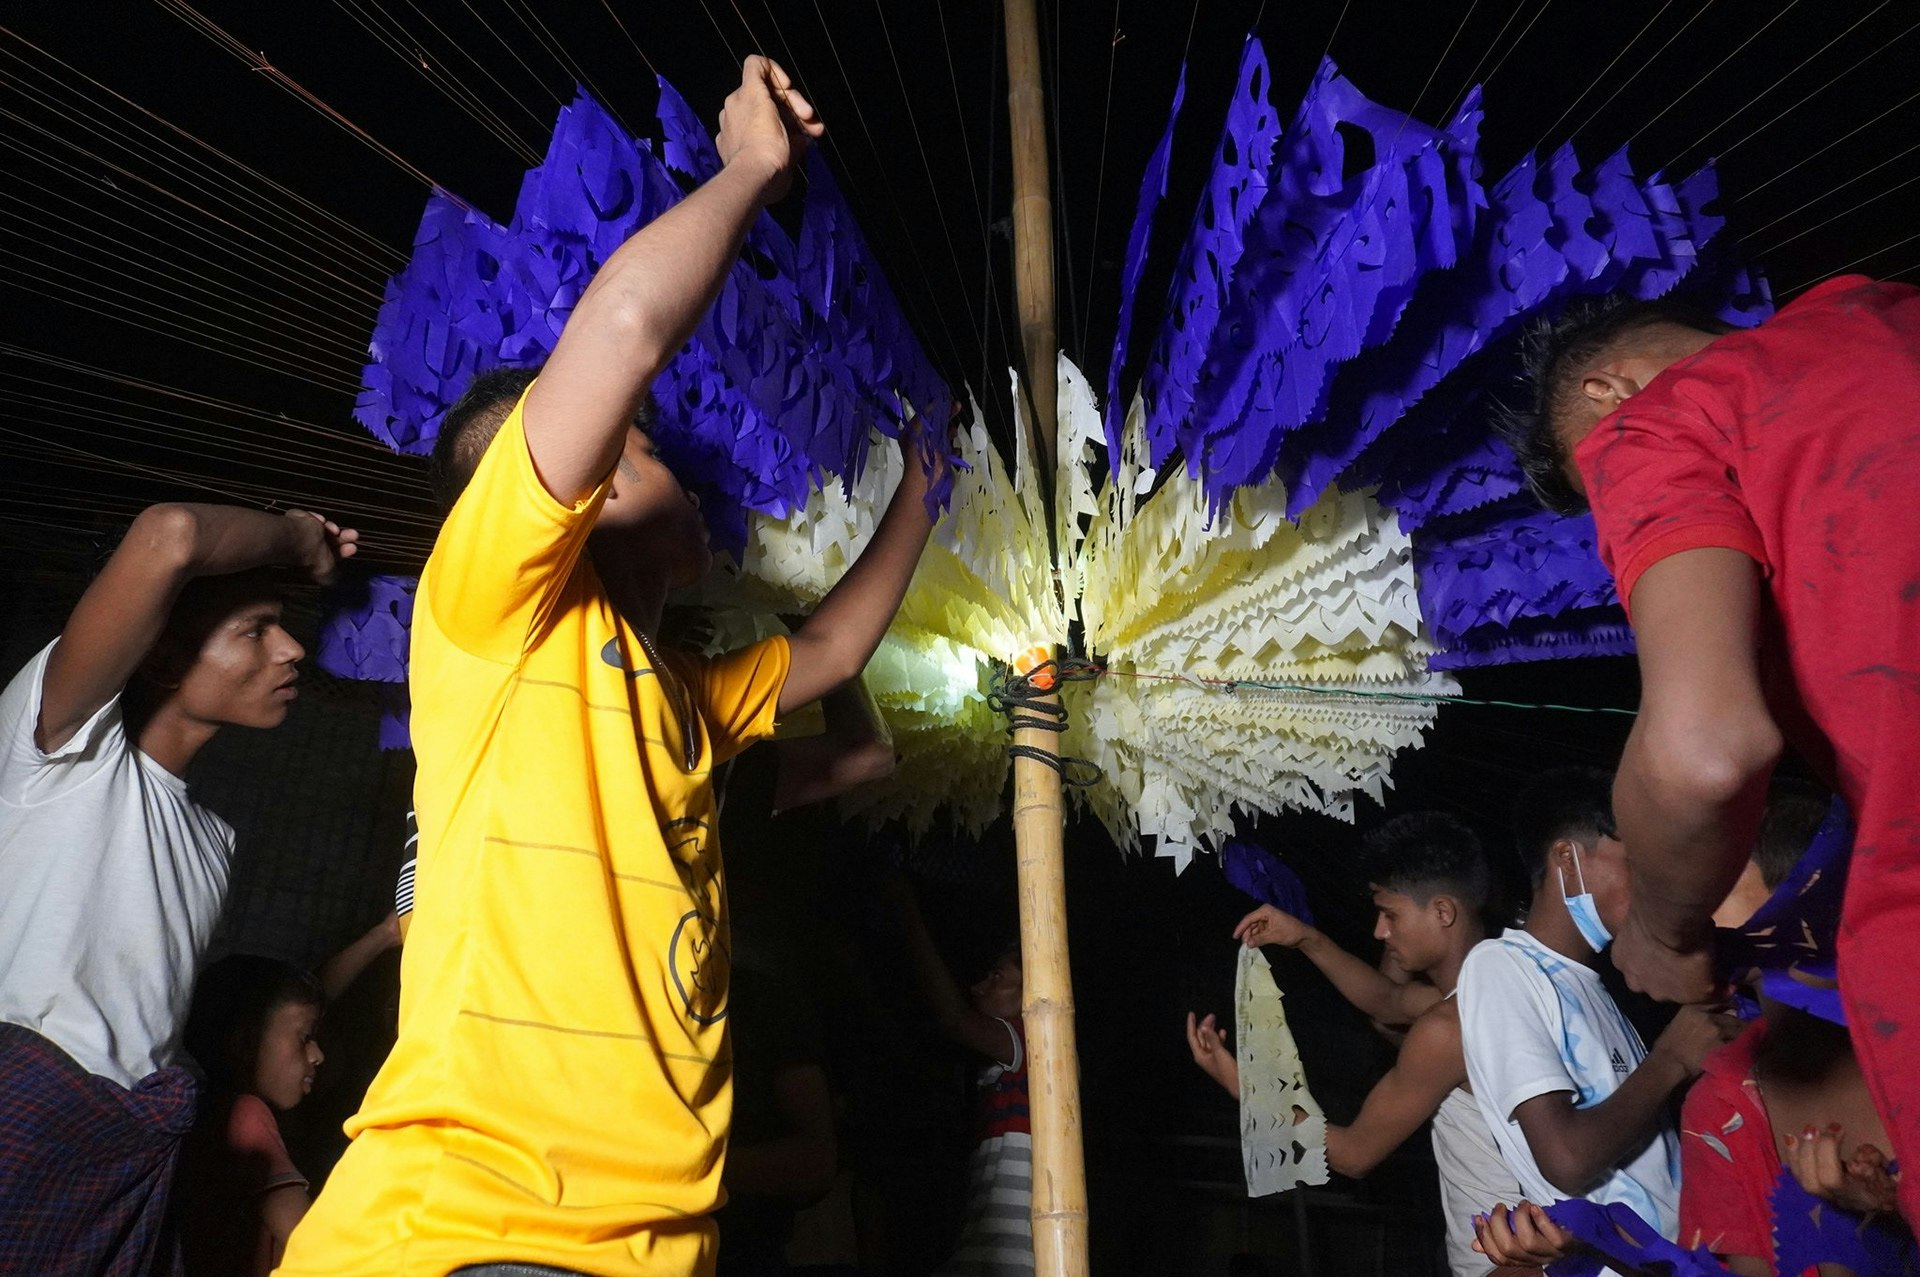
[
  {"x1": 375, "y1": 683, "x2": 411, "y2": 752},
  {"x1": 655, "y1": 75, "x2": 720, "y2": 181},
  {"x1": 1721, "y1": 795, "x2": 1850, "y2": 1027},
  {"x1": 1769, "y1": 1160, "x2": 1914, "y2": 1277},
  {"x1": 1103, "y1": 65, "x2": 1185, "y2": 465},
  {"x1": 1537, "y1": 1199, "x2": 1732, "y2": 1277},
  {"x1": 1140, "y1": 52, "x2": 1485, "y2": 513},
  {"x1": 1139, "y1": 37, "x2": 1282, "y2": 466},
  {"x1": 316, "y1": 574, "x2": 417, "y2": 684},
  {"x1": 1411, "y1": 498, "x2": 1622, "y2": 654},
  {"x1": 1220, "y1": 838, "x2": 1313, "y2": 924}
]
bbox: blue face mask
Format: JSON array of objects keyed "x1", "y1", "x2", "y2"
[{"x1": 1559, "y1": 844, "x2": 1613, "y2": 953}]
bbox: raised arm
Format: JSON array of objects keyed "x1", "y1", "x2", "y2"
[
  {"x1": 778, "y1": 423, "x2": 943, "y2": 717},
  {"x1": 886, "y1": 873, "x2": 1017, "y2": 1065},
  {"x1": 317, "y1": 912, "x2": 403, "y2": 1003},
  {"x1": 38, "y1": 503, "x2": 354, "y2": 753},
  {"x1": 1324, "y1": 1007, "x2": 1465, "y2": 1179},
  {"x1": 1613, "y1": 548, "x2": 1781, "y2": 1002},
  {"x1": 1233, "y1": 905, "x2": 1441, "y2": 1027},
  {"x1": 522, "y1": 56, "x2": 823, "y2": 506},
  {"x1": 1511, "y1": 1003, "x2": 1732, "y2": 1195}
]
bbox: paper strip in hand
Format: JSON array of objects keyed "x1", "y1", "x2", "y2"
[{"x1": 1236, "y1": 945, "x2": 1328, "y2": 1195}]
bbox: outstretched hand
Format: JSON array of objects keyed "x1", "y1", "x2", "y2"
[
  {"x1": 1185, "y1": 1011, "x2": 1240, "y2": 1096},
  {"x1": 284, "y1": 509, "x2": 358, "y2": 585},
  {"x1": 717, "y1": 55, "x2": 824, "y2": 203},
  {"x1": 1232, "y1": 903, "x2": 1313, "y2": 950}
]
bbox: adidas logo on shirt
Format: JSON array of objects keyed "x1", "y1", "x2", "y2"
[{"x1": 1610, "y1": 1049, "x2": 1629, "y2": 1076}]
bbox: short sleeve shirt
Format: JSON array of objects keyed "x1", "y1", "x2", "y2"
[
  {"x1": 281, "y1": 387, "x2": 790, "y2": 1277},
  {"x1": 1459, "y1": 930, "x2": 1681, "y2": 1243},
  {"x1": 0, "y1": 642, "x2": 233, "y2": 1087}
]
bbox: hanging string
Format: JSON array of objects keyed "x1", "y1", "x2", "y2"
[
  {"x1": 0, "y1": 87, "x2": 387, "y2": 310},
  {"x1": 497, "y1": 0, "x2": 626, "y2": 130},
  {"x1": 156, "y1": 0, "x2": 465, "y2": 198},
  {"x1": 1558, "y1": 0, "x2": 1721, "y2": 149},
  {"x1": 1048, "y1": 0, "x2": 1078, "y2": 356},
  {"x1": 0, "y1": 258, "x2": 362, "y2": 396},
  {"x1": 980, "y1": 8, "x2": 1003, "y2": 406},
  {"x1": 1472, "y1": 0, "x2": 1556, "y2": 103},
  {"x1": 1078, "y1": 0, "x2": 1123, "y2": 358},
  {"x1": 805, "y1": 0, "x2": 977, "y2": 384},
  {"x1": 0, "y1": 28, "x2": 404, "y2": 273},
  {"x1": 0, "y1": 205, "x2": 371, "y2": 364},
  {"x1": 0, "y1": 154, "x2": 378, "y2": 329},
  {"x1": 1711, "y1": 12, "x2": 1920, "y2": 168},
  {"x1": 388, "y1": 0, "x2": 558, "y2": 135},
  {"x1": 1781, "y1": 227, "x2": 1920, "y2": 293},
  {"x1": 1661, "y1": 0, "x2": 1893, "y2": 169},
  {"x1": 1439, "y1": 0, "x2": 1528, "y2": 122},
  {"x1": 593, "y1": 0, "x2": 659, "y2": 76},
  {"x1": 1742, "y1": 136, "x2": 1920, "y2": 245},
  {"x1": 1319, "y1": 0, "x2": 1352, "y2": 61},
  {"x1": 870, "y1": 0, "x2": 986, "y2": 346},
  {"x1": 1531, "y1": 0, "x2": 1677, "y2": 154},
  {"x1": 1610, "y1": 0, "x2": 1789, "y2": 151},
  {"x1": 1745, "y1": 84, "x2": 1920, "y2": 200},
  {"x1": 329, "y1": 0, "x2": 543, "y2": 163},
  {"x1": 1751, "y1": 165, "x2": 1920, "y2": 260}
]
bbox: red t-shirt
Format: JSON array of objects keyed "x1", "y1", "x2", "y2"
[
  {"x1": 1574, "y1": 274, "x2": 1920, "y2": 1220},
  {"x1": 179, "y1": 1091, "x2": 308, "y2": 1277},
  {"x1": 1678, "y1": 1021, "x2": 1814, "y2": 1277}
]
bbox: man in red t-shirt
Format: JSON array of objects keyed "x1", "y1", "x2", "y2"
[{"x1": 1503, "y1": 275, "x2": 1920, "y2": 1226}]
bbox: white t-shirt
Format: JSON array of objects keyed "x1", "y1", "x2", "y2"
[
  {"x1": 0, "y1": 641, "x2": 235, "y2": 1087},
  {"x1": 1458, "y1": 929, "x2": 1681, "y2": 1245},
  {"x1": 1433, "y1": 1082, "x2": 1522, "y2": 1277}
]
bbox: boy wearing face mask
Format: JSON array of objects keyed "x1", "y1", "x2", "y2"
[{"x1": 1458, "y1": 767, "x2": 1738, "y2": 1255}]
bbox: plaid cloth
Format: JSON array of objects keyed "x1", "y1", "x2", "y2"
[{"x1": 0, "y1": 1023, "x2": 197, "y2": 1277}]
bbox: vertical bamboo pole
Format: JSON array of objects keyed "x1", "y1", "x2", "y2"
[
  {"x1": 1004, "y1": 0, "x2": 1059, "y2": 476},
  {"x1": 1003, "y1": 2, "x2": 1088, "y2": 1274}
]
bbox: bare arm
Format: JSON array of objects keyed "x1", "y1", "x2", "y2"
[
  {"x1": 779, "y1": 431, "x2": 941, "y2": 717},
  {"x1": 770, "y1": 677, "x2": 896, "y2": 811},
  {"x1": 39, "y1": 504, "x2": 353, "y2": 753},
  {"x1": 722, "y1": 1063, "x2": 838, "y2": 1199},
  {"x1": 1324, "y1": 1007, "x2": 1465, "y2": 1179},
  {"x1": 1510, "y1": 1004, "x2": 1730, "y2": 1195},
  {"x1": 889, "y1": 875, "x2": 1017, "y2": 1064},
  {"x1": 1613, "y1": 549, "x2": 1781, "y2": 1000},
  {"x1": 521, "y1": 56, "x2": 823, "y2": 506},
  {"x1": 258, "y1": 1183, "x2": 311, "y2": 1274},
  {"x1": 317, "y1": 912, "x2": 402, "y2": 1003},
  {"x1": 1233, "y1": 906, "x2": 1440, "y2": 1026}
]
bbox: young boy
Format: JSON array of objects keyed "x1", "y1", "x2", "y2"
[
  {"x1": 1506, "y1": 278, "x2": 1920, "y2": 1221},
  {"x1": 0, "y1": 502, "x2": 353, "y2": 1273},
  {"x1": 1186, "y1": 813, "x2": 1525, "y2": 1277},
  {"x1": 1458, "y1": 768, "x2": 1734, "y2": 1260},
  {"x1": 280, "y1": 58, "x2": 942, "y2": 1277},
  {"x1": 887, "y1": 873, "x2": 1032, "y2": 1277}
]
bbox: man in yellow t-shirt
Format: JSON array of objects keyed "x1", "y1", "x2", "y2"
[{"x1": 279, "y1": 56, "x2": 942, "y2": 1277}]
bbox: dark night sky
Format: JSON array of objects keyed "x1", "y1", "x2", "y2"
[{"x1": 1, "y1": 1, "x2": 1912, "y2": 820}]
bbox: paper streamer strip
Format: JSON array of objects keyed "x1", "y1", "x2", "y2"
[
  {"x1": 1236, "y1": 946, "x2": 1328, "y2": 1196},
  {"x1": 1222, "y1": 839, "x2": 1314, "y2": 922},
  {"x1": 1720, "y1": 794, "x2": 1850, "y2": 1026},
  {"x1": 1540, "y1": 1198, "x2": 1731, "y2": 1277}
]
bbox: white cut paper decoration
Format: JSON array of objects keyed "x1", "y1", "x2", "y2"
[
  {"x1": 1236, "y1": 945, "x2": 1329, "y2": 1196},
  {"x1": 688, "y1": 358, "x2": 1456, "y2": 847}
]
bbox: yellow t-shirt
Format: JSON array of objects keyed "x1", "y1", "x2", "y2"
[{"x1": 278, "y1": 393, "x2": 789, "y2": 1276}]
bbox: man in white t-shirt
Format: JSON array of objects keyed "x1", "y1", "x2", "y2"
[
  {"x1": 0, "y1": 502, "x2": 355, "y2": 1274},
  {"x1": 1459, "y1": 767, "x2": 1735, "y2": 1268}
]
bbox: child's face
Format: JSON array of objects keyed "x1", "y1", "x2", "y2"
[
  {"x1": 253, "y1": 1000, "x2": 324, "y2": 1111},
  {"x1": 969, "y1": 954, "x2": 1024, "y2": 1021}
]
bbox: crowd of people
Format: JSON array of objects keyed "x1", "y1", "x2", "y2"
[{"x1": 0, "y1": 50, "x2": 1915, "y2": 1277}]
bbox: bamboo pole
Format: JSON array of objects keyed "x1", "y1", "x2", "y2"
[
  {"x1": 1003, "y1": 0, "x2": 1058, "y2": 476},
  {"x1": 1003, "y1": 2, "x2": 1088, "y2": 1274}
]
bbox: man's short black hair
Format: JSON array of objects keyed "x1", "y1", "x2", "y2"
[
  {"x1": 1754, "y1": 780, "x2": 1828, "y2": 890},
  {"x1": 1360, "y1": 811, "x2": 1491, "y2": 914},
  {"x1": 428, "y1": 366, "x2": 540, "y2": 512},
  {"x1": 1500, "y1": 296, "x2": 1736, "y2": 515},
  {"x1": 1511, "y1": 766, "x2": 1618, "y2": 887}
]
